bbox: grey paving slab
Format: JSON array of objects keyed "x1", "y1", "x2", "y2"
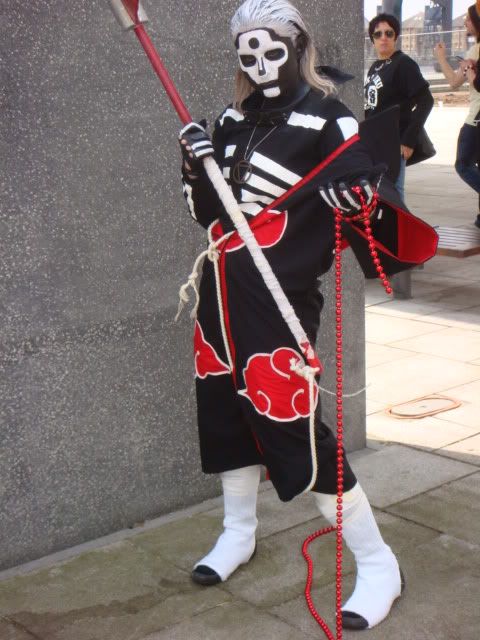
[
  {"x1": 34, "y1": 588, "x2": 231, "y2": 640},
  {"x1": 222, "y1": 518, "x2": 346, "y2": 609},
  {"x1": 0, "y1": 619, "x2": 34, "y2": 640},
  {"x1": 270, "y1": 533, "x2": 480, "y2": 640},
  {"x1": 421, "y1": 284, "x2": 480, "y2": 311},
  {"x1": 128, "y1": 513, "x2": 224, "y2": 573},
  {"x1": 0, "y1": 540, "x2": 167, "y2": 614},
  {"x1": 0, "y1": 539, "x2": 229, "y2": 640},
  {"x1": 365, "y1": 313, "x2": 446, "y2": 345},
  {"x1": 435, "y1": 401, "x2": 480, "y2": 430},
  {"x1": 367, "y1": 413, "x2": 477, "y2": 451},
  {"x1": 391, "y1": 327, "x2": 480, "y2": 363},
  {"x1": 141, "y1": 601, "x2": 317, "y2": 640},
  {"x1": 128, "y1": 488, "x2": 325, "y2": 573},
  {"x1": 366, "y1": 353, "x2": 480, "y2": 405},
  {"x1": 413, "y1": 269, "x2": 479, "y2": 288},
  {"x1": 220, "y1": 508, "x2": 436, "y2": 610},
  {"x1": 421, "y1": 306, "x2": 480, "y2": 332},
  {"x1": 366, "y1": 296, "x2": 444, "y2": 319},
  {"x1": 418, "y1": 254, "x2": 480, "y2": 279},
  {"x1": 366, "y1": 343, "x2": 413, "y2": 368},
  {"x1": 366, "y1": 398, "x2": 386, "y2": 415},
  {"x1": 399, "y1": 279, "x2": 458, "y2": 300},
  {"x1": 436, "y1": 434, "x2": 480, "y2": 466},
  {"x1": 387, "y1": 473, "x2": 480, "y2": 547},
  {"x1": 270, "y1": 512, "x2": 438, "y2": 637},
  {"x1": 350, "y1": 445, "x2": 477, "y2": 508}
]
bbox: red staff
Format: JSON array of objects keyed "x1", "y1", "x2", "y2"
[{"x1": 108, "y1": 0, "x2": 324, "y2": 377}]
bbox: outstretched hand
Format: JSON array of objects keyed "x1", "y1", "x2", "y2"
[
  {"x1": 433, "y1": 42, "x2": 446, "y2": 61},
  {"x1": 318, "y1": 174, "x2": 381, "y2": 217}
]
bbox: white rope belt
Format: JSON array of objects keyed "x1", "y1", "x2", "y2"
[{"x1": 175, "y1": 231, "x2": 233, "y2": 322}]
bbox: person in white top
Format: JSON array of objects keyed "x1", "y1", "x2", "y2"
[{"x1": 434, "y1": 3, "x2": 480, "y2": 229}]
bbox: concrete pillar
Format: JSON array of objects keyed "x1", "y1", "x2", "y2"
[{"x1": 0, "y1": 0, "x2": 365, "y2": 570}]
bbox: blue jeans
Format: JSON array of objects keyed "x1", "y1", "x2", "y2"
[
  {"x1": 455, "y1": 124, "x2": 480, "y2": 199},
  {"x1": 395, "y1": 156, "x2": 406, "y2": 204}
]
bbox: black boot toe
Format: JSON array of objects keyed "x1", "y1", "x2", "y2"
[
  {"x1": 341, "y1": 611, "x2": 369, "y2": 630},
  {"x1": 191, "y1": 565, "x2": 221, "y2": 586},
  {"x1": 341, "y1": 567, "x2": 406, "y2": 630},
  {"x1": 191, "y1": 543, "x2": 257, "y2": 587}
]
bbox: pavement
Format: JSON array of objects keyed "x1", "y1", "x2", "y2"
[{"x1": 1, "y1": 108, "x2": 479, "y2": 640}]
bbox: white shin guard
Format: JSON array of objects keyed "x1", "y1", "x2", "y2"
[
  {"x1": 314, "y1": 483, "x2": 402, "y2": 629},
  {"x1": 194, "y1": 465, "x2": 261, "y2": 582}
]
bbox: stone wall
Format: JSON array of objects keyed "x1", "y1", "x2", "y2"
[{"x1": 0, "y1": 0, "x2": 365, "y2": 570}]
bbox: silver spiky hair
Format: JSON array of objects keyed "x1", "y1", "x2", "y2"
[{"x1": 230, "y1": 0, "x2": 307, "y2": 41}]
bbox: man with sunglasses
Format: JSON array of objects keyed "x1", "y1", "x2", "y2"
[{"x1": 364, "y1": 13, "x2": 434, "y2": 203}]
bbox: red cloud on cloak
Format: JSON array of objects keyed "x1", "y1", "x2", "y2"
[
  {"x1": 194, "y1": 321, "x2": 230, "y2": 379},
  {"x1": 238, "y1": 348, "x2": 318, "y2": 422}
]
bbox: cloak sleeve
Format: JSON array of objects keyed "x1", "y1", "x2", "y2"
[
  {"x1": 341, "y1": 180, "x2": 438, "y2": 278},
  {"x1": 321, "y1": 105, "x2": 439, "y2": 277},
  {"x1": 264, "y1": 102, "x2": 438, "y2": 277}
]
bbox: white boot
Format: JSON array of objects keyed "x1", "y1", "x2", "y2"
[
  {"x1": 314, "y1": 483, "x2": 403, "y2": 630},
  {"x1": 192, "y1": 465, "x2": 261, "y2": 585}
]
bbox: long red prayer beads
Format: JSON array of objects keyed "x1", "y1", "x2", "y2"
[
  {"x1": 347, "y1": 187, "x2": 393, "y2": 295},
  {"x1": 302, "y1": 189, "x2": 392, "y2": 639}
]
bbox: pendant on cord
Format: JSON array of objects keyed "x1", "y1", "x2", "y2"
[{"x1": 232, "y1": 159, "x2": 254, "y2": 185}]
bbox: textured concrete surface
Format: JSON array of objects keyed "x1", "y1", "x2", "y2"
[
  {"x1": 352, "y1": 444, "x2": 477, "y2": 508},
  {"x1": 387, "y1": 473, "x2": 480, "y2": 546},
  {"x1": 0, "y1": 0, "x2": 366, "y2": 569},
  {"x1": 0, "y1": 445, "x2": 479, "y2": 640},
  {"x1": 0, "y1": 153, "x2": 479, "y2": 635}
]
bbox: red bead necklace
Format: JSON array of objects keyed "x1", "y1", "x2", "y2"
[{"x1": 302, "y1": 188, "x2": 392, "y2": 639}]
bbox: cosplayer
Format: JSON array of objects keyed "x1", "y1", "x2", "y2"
[{"x1": 178, "y1": 0, "x2": 435, "y2": 630}]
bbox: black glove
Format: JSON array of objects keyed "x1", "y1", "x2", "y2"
[
  {"x1": 179, "y1": 120, "x2": 214, "y2": 173},
  {"x1": 318, "y1": 175, "x2": 382, "y2": 216}
]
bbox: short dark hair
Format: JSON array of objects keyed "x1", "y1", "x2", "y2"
[{"x1": 368, "y1": 13, "x2": 401, "y2": 43}]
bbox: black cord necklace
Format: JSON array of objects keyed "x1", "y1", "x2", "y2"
[
  {"x1": 373, "y1": 57, "x2": 392, "y2": 72},
  {"x1": 232, "y1": 124, "x2": 279, "y2": 185}
]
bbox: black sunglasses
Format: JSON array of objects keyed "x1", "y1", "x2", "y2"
[{"x1": 373, "y1": 29, "x2": 395, "y2": 40}]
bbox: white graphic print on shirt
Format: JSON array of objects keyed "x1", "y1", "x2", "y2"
[{"x1": 364, "y1": 73, "x2": 384, "y2": 111}]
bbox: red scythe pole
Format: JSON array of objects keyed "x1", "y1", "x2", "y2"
[
  {"x1": 108, "y1": 0, "x2": 191, "y2": 124},
  {"x1": 106, "y1": 0, "x2": 323, "y2": 377}
]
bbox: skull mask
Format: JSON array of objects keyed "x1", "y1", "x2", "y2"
[{"x1": 235, "y1": 28, "x2": 300, "y2": 98}]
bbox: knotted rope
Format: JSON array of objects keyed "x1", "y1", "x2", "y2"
[{"x1": 175, "y1": 232, "x2": 233, "y2": 321}]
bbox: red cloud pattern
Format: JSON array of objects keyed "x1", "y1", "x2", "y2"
[
  {"x1": 194, "y1": 321, "x2": 230, "y2": 379},
  {"x1": 211, "y1": 210, "x2": 287, "y2": 252},
  {"x1": 238, "y1": 348, "x2": 318, "y2": 422}
]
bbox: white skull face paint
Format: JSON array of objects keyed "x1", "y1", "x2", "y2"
[{"x1": 236, "y1": 28, "x2": 297, "y2": 98}]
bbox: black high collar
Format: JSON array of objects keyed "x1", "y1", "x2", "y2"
[{"x1": 242, "y1": 82, "x2": 312, "y2": 125}]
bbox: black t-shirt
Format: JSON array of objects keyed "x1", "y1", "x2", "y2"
[{"x1": 364, "y1": 51, "x2": 430, "y2": 147}]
